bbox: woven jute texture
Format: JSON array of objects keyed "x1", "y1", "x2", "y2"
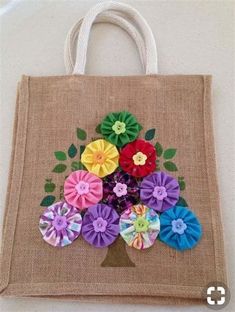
[{"x1": 0, "y1": 75, "x2": 226, "y2": 304}]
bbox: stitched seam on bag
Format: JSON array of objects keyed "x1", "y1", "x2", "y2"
[
  {"x1": 3, "y1": 282, "x2": 204, "y2": 298},
  {"x1": 0, "y1": 76, "x2": 30, "y2": 293},
  {"x1": 25, "y1": 74, "x2": 211, "y2": 81},
  {"x1": 202, "y1": 75, "x2": 226, "y2": 284},
  {"x1": 0, "y1": 87, "x2": 20, "y2": 292},
  {"x1": 202, "y1": 76, "x2": 216, "y2": 280},
  {"x1": 1, "y1": 86, "x2": 20, "y2": 235}
]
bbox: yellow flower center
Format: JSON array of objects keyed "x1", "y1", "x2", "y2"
[
  {"x1": 93, "y1": 151, "x2": 106, "y2": 165},
  {"x1": 132, "y1": 151, "x2": 147, "y2": 166},
  {"x1": 112, "y1": 121, "x2": 126, "y2": 135}
]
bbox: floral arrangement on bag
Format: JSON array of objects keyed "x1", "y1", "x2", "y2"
[{"x1": 39, "y1": 111, "x2": 202, "y2": 256}]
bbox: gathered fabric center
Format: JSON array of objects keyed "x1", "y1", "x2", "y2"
[
  {"x1": 93, "y1": 217, "x2": 108, "y2": 233},
  {"x1": 134, "y1": 216, "x2": 149, "y2": 233},
  {"x1": 171, "y1": 218, "x2": 187, "y2": 235},
  {"x1": 112, "y1": 121, "x2": 126, "y2": 135},
  {"x1": 75, "y1": 181, "x2": 90, "y2": 195},
  {"x1": 93, "y1": 151, "x2": 106, "y2": 165},
  {"x1": 52, "y1": 215, "x2": 67, "y2": 231},
  {"x1": 132, "y1": 152, "x2": 147, "y2": 166}
]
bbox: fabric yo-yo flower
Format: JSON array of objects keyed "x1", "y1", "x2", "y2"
[
  {"x1": 81, "y1": 139, "x2": 119, "y2": 178},
  {"x1": 82, "y1": 203, "x2": 120, "y2": 248},
  {"x1": 39, "y1": 201, "x2": 82, "y2": 247},
  {"x1": 119, "y1": 204, "x2": 160, "y2": 250},
  {"x1": 102, "y1": 170, "x2": 140, "y2": 214},
  {"x1": 100, "y1": 111, "x2": 142, "y2": 147},
  {"x1": 159, "y1": 205, "x2": 202, "y2": 251},
  {"x1": 140, "y1": 171, "x2": 180, "y2": 212},
  {"x1": 119, "y1": 139, "x2": 156, "y2": 177},
  {"x1": 64, "y1": 170, "x2": 103, "y2": 210}
]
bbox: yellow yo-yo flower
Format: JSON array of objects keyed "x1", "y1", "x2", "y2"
[{"x1": 81, "y1": 139, "x2": 119, "y2": 178}]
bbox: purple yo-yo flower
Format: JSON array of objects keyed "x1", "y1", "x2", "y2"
[
  {"x1": 82, "y1": 203, "x2": 120, "y2": 248},
  {"x1": 102, "y1": 170, "x2": 140, "y2": 214},
  {"x1": 39, "y1": 201, "x2": 82, "y2": 247},
  {"x1": 140, "y1": 171, "x2": 180, "y2": 212}
]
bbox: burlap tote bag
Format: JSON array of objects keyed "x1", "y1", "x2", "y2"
[{"x1": 0, "y1": 1, "x2": 227, "y2": 305}]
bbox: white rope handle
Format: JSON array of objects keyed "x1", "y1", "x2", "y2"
[
  {"x1": 65, "y1": 11, "x2": 147, "y2": 74},
  {"x1": 73, "y1": 1, "x2": 158, "y2": 75}
]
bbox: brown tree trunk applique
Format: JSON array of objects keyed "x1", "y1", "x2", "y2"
[{"x1": 101, "y1": 236, "x2": 135, "y2": 267}]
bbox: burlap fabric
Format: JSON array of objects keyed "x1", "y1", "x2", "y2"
[{"x1": 0, "y1": 74, "x2": 226, "y2": 304}]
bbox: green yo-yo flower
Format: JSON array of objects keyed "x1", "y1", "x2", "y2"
[{"x1": 100, "y1": 111, "x2": 142, "y2": 147}]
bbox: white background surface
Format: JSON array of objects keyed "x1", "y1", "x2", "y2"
[{"x1": 0, "y1": 0, "x2": 234, "y2": 311}]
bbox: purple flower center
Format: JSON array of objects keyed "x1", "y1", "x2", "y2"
[
  {"x1": 93, "y1": 217, "x2": 108, "y2": 233},
  {"x1": 171, "y1": 218, "x2": 187, "y2": 235},
  {"x1": 52, "y1": 215, "x2": 67, "y2": 231},
  {"x1": 153, "y1": 186, "x2": 167, "y2": 200},
  {"x1": 75, "y1": 181, "x2": 90, "y2": 195},
  {"x1": 113, "y1": 182, "x2": 128, "y2": 197}
]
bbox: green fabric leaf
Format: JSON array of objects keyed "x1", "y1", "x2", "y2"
[
  {"x1": 71, "y1": 161, "x2": 80, "y2": 171},
  {"x1": 163, "y1": 148, "x2": 177, "y2": 159},
  {"x1": 52, "y1": 164, "x2": 67, "y2": 173},
  {"x1": 178, "y1": 180, "x2": 186, "y2": 191},
  {"x1": 155, "y1": 159, "x2": 160, "y2": 171},
  {"x1": 155, "y1": 142, "x2": 163, "y2": 157},
  {"x1": 163, "y1": 161, "x2": 178, "y2": 172},
  {"x1": 80, "y1": 145, "x2": 85, "y2": 156},
  {"x1": 79, "y1": 161, "x2": 85, "y2": 170},
  {"x1": 40, "y1": 195, "x2": 56, "y2": 207},
  {"x1": 77, "y1": 128, "x2": 87, "y2": 140},
  {"x1": 44, "y1": 181, "x2": 56, "y2": 193},
  {"x1": 54, "y1": 151, "x2": 67, "y2": 161},
  {"x1": 96, "y1": 124, "x2": 102, "y2": 134},
  {"x1": 68, "y1": 144, "x2": 77, "y2": 158},
  {"x1": 71, "y1": 161, "x2": 86, "y2": 171},
  {"x1": 145, "y1": 128, "x2": 156, "y2": 141},
  {"x1": 176, "y1": 196, "x2": 188, "y2": 207}
]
